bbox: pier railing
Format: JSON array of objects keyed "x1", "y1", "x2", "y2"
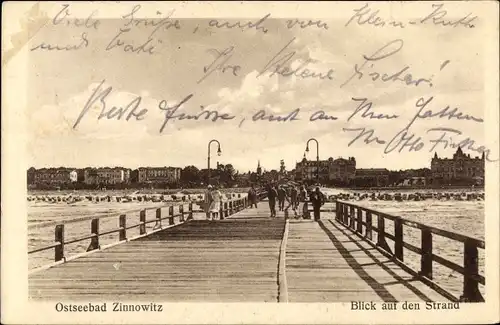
[
  {"x1": 28, "y1": 196, "x2": 249, "y2": 271},
  {"x1": 335, "y1": 200, "x2": 485, "y2": 303}
]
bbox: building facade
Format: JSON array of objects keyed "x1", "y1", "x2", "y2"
[
  {"x1": 84, "y1": 167, "x2": 130, "y2": 185},
  {"x1": 137, "y1": 167, "x2": 182, "y2": 184},
  {"x1": 30, "y1": 168, "x2": 78, "y2": 185},
  {"x1": 328, "y1": 157, "x2": 356, "y2": 183},
  {"x1": 431, "y1": 148, "x2": 485, "y2": 184},
  {"x1": 354, "y1": 168, "x2": 390, "y2": 187},
  {"x1": 295, "y1": 157, "x2": 356, "y2": 184}
]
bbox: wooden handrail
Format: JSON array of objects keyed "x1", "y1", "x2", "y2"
[
  {"x1": 29, "y1": 197, "x2": 249, "y2": 268},
  {"x1": 335, "y1": 200, "x2": 485, "y2": 302}
]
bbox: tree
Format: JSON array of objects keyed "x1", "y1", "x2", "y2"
[
  {"x1": 181, "y1": 166, "x2": 201, "y2": 185},
  {"x1": 224, "y1": 164, "x2": 235, "y2": 179}
]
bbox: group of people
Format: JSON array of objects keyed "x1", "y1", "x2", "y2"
[
  {"x1": 263, "y1": 183, "x2": 326, "y2": 220},
  {"x1": 205, "y1": 183, "x2": 326, "y2": 221},
  {"x1": 204, "y1": 184, "x2": 222, "y2": 220}
]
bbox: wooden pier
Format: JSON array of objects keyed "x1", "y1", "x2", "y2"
[{"x1": 29, "y1": 198, "x2": 485, "y2": 302}]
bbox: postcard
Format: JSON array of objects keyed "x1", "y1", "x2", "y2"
[{"x1": 1, "y1": 1, "x2": 499, "y2": 324}]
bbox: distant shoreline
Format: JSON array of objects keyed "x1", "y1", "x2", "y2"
[
  {"x1": 28, "y1": 185, "x2": 484, "y2": 194},
  {"x1": 338, "y1": 185, "x2": 484, "y2": 191}
]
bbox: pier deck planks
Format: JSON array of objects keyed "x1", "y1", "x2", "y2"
[
  {"x1": 286, "y1": 216, "x2": 450, "y2": 302},
  {"x1": 30, "y1": 204, "x2": 451, "y2": 302},
  {"x1": 29, "y1": 209, "x2": 285, "y2": 302}
]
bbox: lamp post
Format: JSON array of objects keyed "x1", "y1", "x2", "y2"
[
  {"x1": 305, "y1": 138, "x2": 319, "y2": 184},
  {"x1": 207, "y1": 140, "x2": 222, "y2": 185}
]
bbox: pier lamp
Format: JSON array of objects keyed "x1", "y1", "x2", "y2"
[
  {"x1": 305, "y1": 138, "x2": 320, "y2": 184},
  {"x1": 208, "y1": 140, "x2": 222, "y2": 185}
]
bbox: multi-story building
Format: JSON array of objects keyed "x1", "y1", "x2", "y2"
[
  {"x1": 137, "y1": 167, "x2": 182, "y2": 184},
  {"x1": 295, "y1": 157, "x2": 356, "y2": 183},
  {"x1": 354, "y1": 168, "x2": 390, "y2": 187},
  {"x1": 84, "y1": 167, "x2": 130, "y2": 185},
  {"x1": 431, "y1": 148, "x2": 485, "y2": 183},
  {"x1": 328, "y1": 157, "x2": 356, "y2": 183},
  {"x1": 30, "y1": 168, "x2": 78, "y2": 185},
  {"x1": 295, "y1": 158, "x2": 329, "y2": 182}
]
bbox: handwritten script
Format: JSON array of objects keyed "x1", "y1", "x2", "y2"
[{"x1": 30, "y1": 3, "x2": 495, "y2": 161}]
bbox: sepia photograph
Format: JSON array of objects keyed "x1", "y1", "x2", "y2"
[{"x1": 2, "y1": 1, "x2": 499, "y2": 324}]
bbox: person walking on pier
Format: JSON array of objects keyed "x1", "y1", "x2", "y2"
[
  {"x1": 248, "y1": 185, "x2": 258, "y2": 208},
  {"x1": 267, "y1": 184, "x2": 278, "y2": 218},
  {"x1": 204, "y1": 185, "x2": 214, "y2": 220},
  {"x1": 297, "y1": 185, "x2": 308, "y2": 219},
  {"x1": 277, "y1": 185, "x2": 286, "y2": 211},
  {"x1": 310, "y1": 187, "x2": 326, "y2": 221},
  {"x1": 209, "y1": 184, "x2": 222, "y2": 220},
  {"x1": 290, "y1": 185, "x2": 298, "y2": 210}
]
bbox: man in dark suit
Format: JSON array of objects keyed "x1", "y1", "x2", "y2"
[
  {"x1": 267, "y1": 183, "x2": 278, "y2": 217},
  {"x1": 310, "y1": 187, "x2": 326, "y2": 221}
]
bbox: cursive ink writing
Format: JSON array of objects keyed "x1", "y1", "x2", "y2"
[
  {"x1": 52, "y1": 4, "x2": 100, "y2": 29},
  {"x1": 418, "y1": 4, "x2": 477, "y2": 28},
  {"x1": 345, "y1": 3, "x2": 476, "y2": 29},
  {"x1": 343, "y1": 127, "x2": 386, "y2": 146},
  {"x1": 341, "y1": 39, "x2": 433, "y2": 88},
  {"x1": 345, "y1": 3, "x2": 405, "y2": 28},
  {"x1": 198, "y1": 47, "x2": 241, "y2": 84},
  {"x1": 310, "y1": 110, "x2": 338, "y2": 121},
  {"x1": 286, "y1": 18, "x2": 329, "y2": 30},
  {"x1": 347, "y1": 97, "x2": 399, "y2": 122},
  {"x1": 252, "y1": 108, "x2": 300, "y2": 122},
  {"x1": 122, "y1": 5, "x2": 181, "y2": 39},
  {"x1": 31, "y1": 32, "x2": 89, "y2": 51},
  {"x1": 73, "y1": 80, "x2": 148, "y2": 129},
  {"x1": 384, "y1": 128, "x2": 425, "y2": 154},
  {"x1": 105, "y1": 28, "x2": 158, "y2": 54},
  {"x1": 258, "y1": 38, "x2": 334, "y2": 81},
  {"x1": 405, "y1": 96, "x2": 484, "y2": 130},
  {"x1": 158, "y1": 94, "x2": 235, "y2": 133},
  {"x1": 427, "y1": 128, "x2": 496, "y2": 161},
  {"x1": 208, "y1": 14, "x2": 271, "y2": 34},
  {"x1": 342, "y1": 125, "x2": 495, "y2": 161}
]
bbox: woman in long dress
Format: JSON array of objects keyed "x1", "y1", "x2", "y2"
[
  {"x1": 204, "y1": 185, "x2": 213, "y2": 220},
  {"x1": 209, "y1": 185, "x2": 222, "y2": 220}
]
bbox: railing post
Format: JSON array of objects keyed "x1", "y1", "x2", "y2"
[
  {"x1": 179, "y1": 205, "x2": 185, "y2": 222},
  {"x1": 169, "y1": 206, "x2": 174, "y2": 225},
  {"x1": 349, "y1": 206, "x2": 355, "y2": 229},
  {"x1": 460, "y1": 239, "x2": 484, "y2": 302},
  {"x1": 356, "y1": 208, "x2": 363, "y2": 233},
  {"x1": 155, "y1": 208, "x2": 162, "y2": 229},
  {"x1": 119, "y1": 214, "x2": 127, "y2": 241},
  {"x1": 88, "y1": 218, "x2": 100, "y2": 251},
  {"x1": 188, "y1": 202, "x2": 193, "y2": 220},
  {"x1": 219, "y1": 202, "x2": 224, "y2": 220},
  {"x1": 376, "y1": 214, "x2": 392, "y2": 253},
  {"x1": 139, "y1": 210, "x2": 146, "y2": 235},
  {"x1": 229, "y1": 201, "x2": 233, "y2": 215},
  {"x1": 54, "y1": 224, "x2": 65, "y2": 262},
  {"x1": 224, "y1": 202, "x2": 229, "y2": 219},
  {"x1": 420, "y1": 228, "x2": 433, "y2": 279},
  {"x1": 343, "y1": 205, "x2": 349, "y2": 224},
  {"x1": 394, "y1": 218, "x2": 404, "y2": 261},
  {"x1": 365, "y1": 211, "x2": 372, "y2": 241},
  {"x1": 335, "y1": 202, "x2": 341, "y2": 222}
]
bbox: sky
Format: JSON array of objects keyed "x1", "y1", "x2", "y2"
[{"x1": 25, "y1": 3, "x2": 490, "y2": 173}]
